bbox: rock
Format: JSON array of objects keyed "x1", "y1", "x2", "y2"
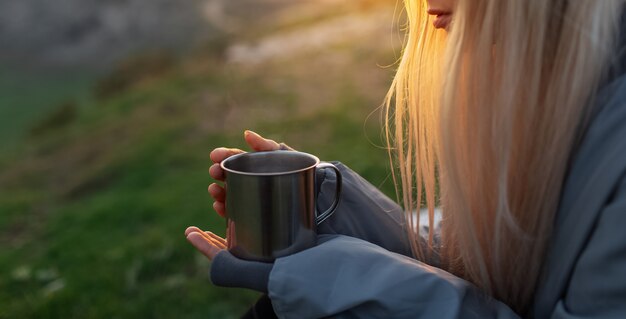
[{"x1": 0, "y1": 0, "x2": 215, "y2": 67}]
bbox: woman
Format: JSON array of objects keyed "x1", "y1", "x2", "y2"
[{"x1": 186, "y1": 0, "x2": 626, "y2": 317}]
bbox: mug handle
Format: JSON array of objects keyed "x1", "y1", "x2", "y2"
[{"x1": 315, "y1": 163, "x2": 342, "y2": 225}]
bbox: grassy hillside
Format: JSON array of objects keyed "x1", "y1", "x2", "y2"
[
  {"x1": 0, "y1": 65, "x2": 96, "y2": 149},
  {"x1": 0, "y1": 2, "x2": 400, "y2": 317}
]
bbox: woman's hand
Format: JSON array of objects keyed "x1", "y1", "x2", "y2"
[
  {"x1": 184, "y1": 226, "x2": 226, "y2": 260},
  {"x1": 208, "y1": 130, "x2": 294, "y2": 217},
  {"x1": 183, "y1": 130, "x2": 293, "y2": 293},
  {"x1": 185, "y1": 224, "x2": 274, "y2": 294}
]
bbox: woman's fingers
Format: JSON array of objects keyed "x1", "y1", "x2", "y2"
[
  {"x1": 209, "y1": 163, "x2": 225, "y2": 181},
  {"x1": 185, "y1": 226, "x2": 227, "y2": 250},
  {"x1": 197, "y1": 230, "x2": 227, "y2": 249},
  {"x1": 186, "y1": 232, "x2": 222, "y2": 260},
  {"x1": 244, "y1": 130, "x2": 281, "y2": 151},
  {"x1": 185, "y1": 226, "x2": 204, "y2": 237},
  {"x1": 210, "y1": 147, "x2": 245, "y2": 164},
  {"x1": 209, "y1": 148, "x2": 245, "y2": 181},
  {"x1": 209, "y1": 148, "x2": 244, "y2": 181},
  {"x1": 210, "y1": 131, "x2": 293, "y2": 182},
  {"x1": 208, "y1": 183, "x2": 225, "y2": 202},
  {"x1": 208, "y1": 182, "x2": 226, "y2": 217},
  {"x1": 208, "y1": 131, "x2": 292, "y2": 219},
  {"x1": 205, "y1": 231, "x2": 227, "y2": 248},
  {"x1": 213, "y1": 201, "x2": 226, "y2": 217}
]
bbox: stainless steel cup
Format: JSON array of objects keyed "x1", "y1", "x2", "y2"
[{"x1": 220, "y1": 151, "x2": 342, "y2": 262}]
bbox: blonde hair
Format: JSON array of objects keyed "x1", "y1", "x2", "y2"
[{"x1": 385, "y1": 0, "x2": 624, "y2": 314}]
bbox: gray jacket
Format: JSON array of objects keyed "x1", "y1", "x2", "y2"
[{"x1": 266, "y1": 46, "x2": 626, "y2": 319}]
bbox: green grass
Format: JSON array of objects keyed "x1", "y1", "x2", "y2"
[
  {"x1": 0, "y1": 64, "x2": 96, "y2": 150},
  {"x1": 0, "y1": 43, "x2": 396, "y2": 319}
]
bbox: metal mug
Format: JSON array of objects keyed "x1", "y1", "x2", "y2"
[{"x1": 220, "y1": 151, "x2": 342, "y2": 262}]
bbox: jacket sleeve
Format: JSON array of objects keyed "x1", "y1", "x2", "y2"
[
  {"x1": 315, "y1": 161, "x2": 414, "y2": 258},
  {"x1": 268, "y1": 234, "x2": 520, "y2": 319},
  {"x1": 550, "y1": 174, "x2": 626, "y2": 318}
]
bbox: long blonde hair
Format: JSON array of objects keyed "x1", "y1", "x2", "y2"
[{"x1": 385, "y1": 0, "x2": 624, "y2": 314}]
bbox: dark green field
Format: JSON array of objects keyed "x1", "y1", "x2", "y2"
[
  {"x1": 0, "y1": 65, "x2": 96, "y2": 149},
  {"x1": 0, "y1": 3, "x2": 399, "y2": 317}
]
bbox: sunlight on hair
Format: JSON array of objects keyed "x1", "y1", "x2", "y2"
[{"x1": 385, "y1": 0, "x2": 624, "y2": 314}]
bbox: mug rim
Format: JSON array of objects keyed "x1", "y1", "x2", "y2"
[{"x1": 220, "y1": 150, "x2": 321, "y2": 176}]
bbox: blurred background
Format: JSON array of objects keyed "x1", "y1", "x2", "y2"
[{"x1": 0, "y1": 0, "x2": 403, "y2": 317}]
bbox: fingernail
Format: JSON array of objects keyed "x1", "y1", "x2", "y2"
[
  {"x1": 186, "y1": 233, "x2": 200, "y2": 245},
  {"x1": 187, "y1": 232, "x2": 200, "y2": 240},
  {"x1": 245, "y1": 130, "x2": 258, "y2": 137}
]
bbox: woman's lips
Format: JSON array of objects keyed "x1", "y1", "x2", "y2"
[
  {"x1": 433, "y1": 14, "x2": 451, "y2": 29},
  {"x1": 427, "y1": 9, "x2": 452, "y2": 29}
]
